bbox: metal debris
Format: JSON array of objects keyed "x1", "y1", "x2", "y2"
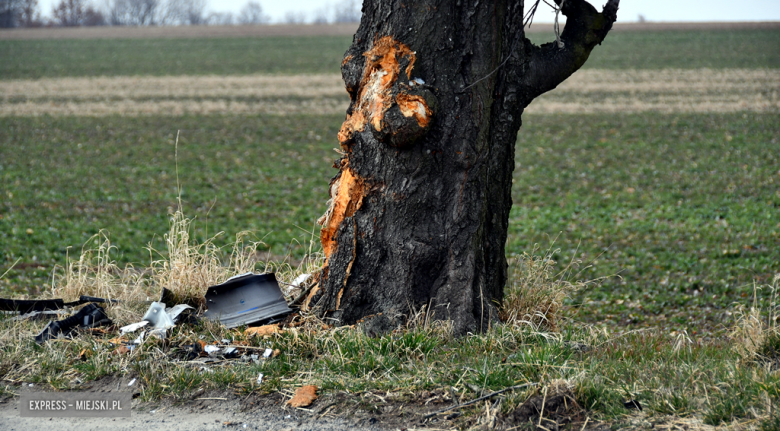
[{"x1": 203, "y1": 273, "x2": 291, "y2": 329}]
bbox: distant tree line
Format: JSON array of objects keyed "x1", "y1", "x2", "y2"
[{"x1": 0, "y1": 0, "x2": 361, "y2": 28}]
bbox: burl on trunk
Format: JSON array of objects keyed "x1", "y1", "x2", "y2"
[{"x1": 304, "y1": 0, "x2": 619, "y2": 335}]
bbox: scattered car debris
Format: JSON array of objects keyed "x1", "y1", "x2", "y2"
[
  {"x1": 287, "y1": 385, "x2": 318, "y2": 408},
  {"x1": 10, "y1": 309, "x2": 69, "y2": 321},
  {"x1": 132, "y1": 331, "x2": 145, "y2": 345},
  {"x1": 1, "y1": 295, "x2": 117, "y2": 314},
  {"x1": 35, "y1": 303, "x2": 113, "y2": 343},
  {"x1": 256, "y1": 373, "x2": 264, "y2": 384},
  {"x1": 203, "y1": 273, "x2": 291, "y2": 329},
  {"x1": 285, "y1": 273, "x2": 312, "y2": 295},
  {"x1": 128, "y1": 378, "x2": 136, "y2": 386},
  {"x1": 119, "y1": 321, "x2": 149, "y2": 335},
  {"x1": 263, "y1": 348, "x2": 273, "y2": 358},
  {"x1": 120, "y1": 302, "x2": 195, "y2": 339}
]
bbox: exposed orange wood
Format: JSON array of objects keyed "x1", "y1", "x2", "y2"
[{"x1": 396, "y1": 93, "x2": 432, "y2": 128}]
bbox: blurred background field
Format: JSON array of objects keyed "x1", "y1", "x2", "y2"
[
  {"x1": 1, "y1": 28, "x2": 779, "y2": 79},
  {"x1": 1, "y1": 23, "x2": 779, "y2": 337}
]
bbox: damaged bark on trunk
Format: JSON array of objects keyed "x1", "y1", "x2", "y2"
[{"x1": 306, "y1": 0, "x2": 620, "y2": 335}]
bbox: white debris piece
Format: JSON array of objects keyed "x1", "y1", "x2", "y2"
[
  {"x1": 256, "y1": 373, "x2": 264, "y2": 384},
  {"x1": 204, "y1": 345, "x2": 221, "y2": 354},
  {"x1": 142, "y1": 302, "x2": 175, "y2": 330},
  {"x1": 290, "y1": 273, "x2": 311, "y2": 289},
  {"x1": 263, "y1": 348, "x2": 273, "y2": 358},
  {"x1": 128, "y1": 378, "x2": 136, "y2": 387},
  {"x1": 120, "y1": 320, "x2": 149, "y2": 335}
]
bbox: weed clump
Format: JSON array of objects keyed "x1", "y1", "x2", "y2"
[
  {"x1": 44, "y1": 210, "x2": 312, "y2": 325},
  {"x1": 500, "y1": 245, "x2": 590, "y2": 331},
  {"x1": 730, "y1": 275, "x2": 780, "y2": 363}
]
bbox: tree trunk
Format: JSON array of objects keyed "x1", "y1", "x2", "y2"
[{"x1": 306, "y1": 0, "x2": 619, "y2": 335}]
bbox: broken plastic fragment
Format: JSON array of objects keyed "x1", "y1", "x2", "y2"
[
  {"x1": 142, "y1": 302, "x2": 175, "y2": 330},
  {"x1": 263, "y1": 348, "x2": 273, "y2": 358},
  {"x1": 256, "y1": 373, "x2": 264, "y2": 384},
  {"x1": 414, "y1": 78, "x2": 425, "y2": 85},
  {"x1": 288, "y1": 273, "x2": 311, "y2": 292},
  {"x1": 120, "y1": 321, "x2": 149, "y2": 335},
  {"x1": 34, "y1": 303, "x2": 112, "y2": 343},
  {"x1": 128, "y1": 378, "x2": 136, "y2": 387},
  {"x1": 0, "y1": 295, "x2": 117, "y2": 314},
  {"x1": 121, "y1": 302, "x2": 195, "y2": 340},
  {"x1": 204, "y1": 345, "x2": 220, "y2": 354},
  {"x1": 167, "y1": 304, "x2": 195, "y2": 323}
]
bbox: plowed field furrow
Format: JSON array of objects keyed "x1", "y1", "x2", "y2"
[{"x1": 2, "y1": 69, "x2": 778, "y2": 116}]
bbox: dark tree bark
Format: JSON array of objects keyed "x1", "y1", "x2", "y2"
[{"x1": 306, "y1": 0, "x2": 620, "y2": 335}]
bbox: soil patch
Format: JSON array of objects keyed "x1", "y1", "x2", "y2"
[
  {"x1": 3, "y1": 69, "x2": 777, "y2": 117},
  {"x1": 497, "y1": 390, "x2": 608, "y2": 431}
]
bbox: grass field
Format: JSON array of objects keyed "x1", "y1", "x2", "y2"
[
  {"x1": 0, "y1": 29, "x2": 778, "y2": 79},
  {"x1": 1, "y1": 112, "x2": 778, "y2": 336},
  {"x1": 1, "y1": 25, "x2": 780, "y2": 429}
]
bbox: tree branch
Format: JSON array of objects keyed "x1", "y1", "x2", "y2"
[{"x1": 521, "y1": 0, "x2": 619, "y2": 103}]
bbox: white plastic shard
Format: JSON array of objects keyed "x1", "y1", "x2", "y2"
[
  {"x1": 290, "y1": 273, "x2": 311, "y2": 289},
  {"x1": 263, "y1": 348, "x2": 273, "y2": 358},
  {"x1": 167, "y1": 304, "x2": 195, "y2": 323},
  {"x1": 142, "y1": 302, "x2": 175, "y2": 330},
  {"x1": 256, "y1": 373, "x2": 264, "y2": 384},
  {"x1": 120, "y1": 320, "x2": 149, "y2": 335}
]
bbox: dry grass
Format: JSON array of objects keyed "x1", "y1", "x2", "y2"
[
  {"x1": 2, "y1": 69, "x2": 777, "y2": 117},
  {"x1": 42, "y1": 209, "x2": 319, "y2": 325},
  {"x1": 729, "y1": 275, "x2": 780, "y2": 361},
  {"x1": 500, "y1": 244, "x2": 593, "y2": 331}
]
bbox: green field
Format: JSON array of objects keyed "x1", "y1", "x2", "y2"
[
  {"x1": 1, "y1": 27, "x2": 780, "y2": 428},
  {"x1": 1, "y1": 112, "x2": 778, "y2": 335},
  {"x1": 0, "y1": 29, "x2": 778, "y2": 79},
  {"x1": 1, "y1": 28, "x2": 779, "y2": 336}
]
